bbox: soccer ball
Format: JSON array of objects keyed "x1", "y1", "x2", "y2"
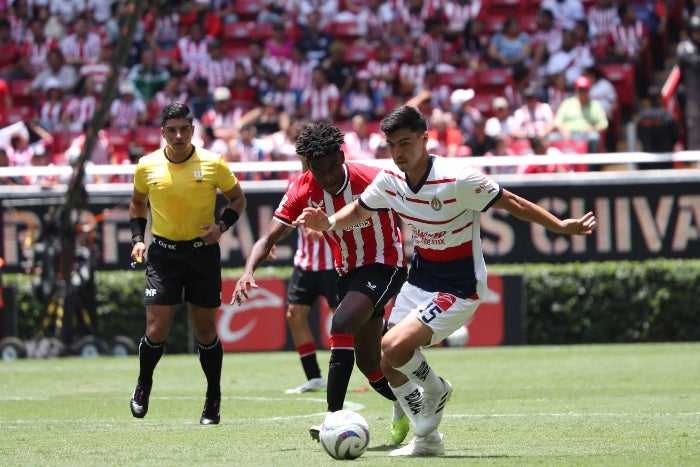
[
  {"x1": 445, "y1": 325, "x2": 469, "y2": 347},
  {"x1": 319, "y1": 410, "x2": 370, "y2": 460}
]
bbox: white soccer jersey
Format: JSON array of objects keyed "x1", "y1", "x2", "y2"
[{"x1": 359, "y1": 155, "x2": 502, "y2": 299}]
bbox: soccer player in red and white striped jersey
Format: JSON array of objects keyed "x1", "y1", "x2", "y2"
[
  {"x1": 297, "y1": 106, "x2": 596, "y2": 457},
  {"x1": 233, "y1": 123, "x2": 411, "y2": 445}
]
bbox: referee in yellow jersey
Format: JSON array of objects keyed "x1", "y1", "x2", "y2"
[{"x1": 128, "y1": 102, "x2": 246, "y2": 425}]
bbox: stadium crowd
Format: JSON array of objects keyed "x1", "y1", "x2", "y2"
[{"x1": 0, "y1": 0, "x2": 694, "y2": 185}]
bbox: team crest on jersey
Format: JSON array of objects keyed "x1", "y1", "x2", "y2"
[
  {"x1": 193, "y1": 170, "x2": 203, "y2": 182},
  {"x1": 431, "y1": 195, "x2": 442, "y2": 211}
]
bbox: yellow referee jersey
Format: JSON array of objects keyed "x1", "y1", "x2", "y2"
[{"x1": 133, "y1": 147, "x2": 238, "y2": 241}]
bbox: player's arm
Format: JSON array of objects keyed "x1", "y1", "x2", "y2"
[
  {"x1": 231, "y1": 219, "x2": 295, "y2": 305},
  {"x1": 129, "y1": 188, "x2": 149, "y2": 263},
  {"x1": 294, "y1": 199, "x2": 373, "y2": 232},
  {"x1": 492, "y1": 188, "x2": 596, "y2": 235}
]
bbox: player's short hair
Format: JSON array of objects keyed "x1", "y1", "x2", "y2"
[
  {"x1": 161, "y1": 102, "x2": 193, "y2": 126},
  {"x1": 380, "y1": 105, "x2": 428, "y2": 136},
  {"x1": 295, "y1": 123, "x2": 344, "y2": 160}
]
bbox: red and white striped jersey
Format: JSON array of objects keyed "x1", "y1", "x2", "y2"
[
  {"x1": 282, "y1": 58, "x2": 314, "y2": 92},
  {"x1": 274, "y1": 162, "x2": 406, "y2": 275},
  {"x1": 39, "y1": 99, "x2": 64, "y2": 130},
  {"x1": 512, "y1": 102, "x2": 555, "y2": 139},
  {"x1": 109, "y1": 97, "x2": 147, "y2": 129},
  {"x1": 444, "y1": 0, "x2": 481, "y2": 34},
  {"x1": 62, "y1": 95, "x2": 97, "y2": 132},
  {"x1": 200, "y1": 107, "x2": 244, "y2": 132},
  {"x1": 287, "y1": 171, "x2": 335, "y2": 271},
  {"x1": 60, "y1": 32, "x2": 103, "y2": 65},
  {"x1": 21, "y1": 36, "x2": 58, "y2": 75},
  {"x1": 608, "y1": 20, "x2": 648, "y2": 57},
  {"x1": 300, "y1": 83, "x2": 339, "y2": 122},
  {"x1": 187, "y1": 58, "x2": 237, "y2": 93},
  {"x1": 174, "y1": 35, "x2": 213, "y2": 67},
  {"x1": 364, "y1": 58, "x2": 399, "y2": 95},
  {"x1": 588, "y1": 4, "x2": 620, "y2": 38},
  {"x1": 360, "y1": 155, "x2": 502, "y2": 299},
  {"x1": 399, "y1": 62, "x2": 427, "y2": 90}
]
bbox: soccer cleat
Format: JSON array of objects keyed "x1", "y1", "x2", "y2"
[
  {"x1": 309, "y1": 424, "x2": 321, "y2": 442},
  {"x1": 389, "y1": 431, "x2": 445, "y2": 457},
  {"x1": 390, "y1": 413, "x2": 410, "y2": 445},
  {"x1": 199, "y1": 398, "x2": 220, "y2": 425},
  {"x1": 285, "y1": 377, "x2": 327, "y2": 394},
  {"x1": 130, "y1": 383, "x2": 151, "y2": 418},
  {"x1": 414, "y1": 378, "x2": 452, "y2": 437}
]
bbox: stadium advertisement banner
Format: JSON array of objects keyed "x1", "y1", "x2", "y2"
[
  {"x1": 1, "y1": 178, "x2": 698, "y2": 273},
  {"x1": 216, "y1": 275, "x2": 523, "y2": 351}
]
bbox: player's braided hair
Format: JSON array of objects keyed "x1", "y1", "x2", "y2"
[
  {"x1": 380, "y1": 105, "x2": 427, "y2": 136},
  {"x1": 295, "y1": 123, "x2": 344, "y2": 160}
]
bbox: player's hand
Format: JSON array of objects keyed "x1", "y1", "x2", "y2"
[
  {"x1": 560, "y1": 211, "x2": 596, "y2": 235},
  {"x1": 294, "y1": 207, "x2": 329, "y2": 232},
  {"x1": 231, "y1": 274, "x2": 257, "y2": 305},
  {"x1": 199, "y1": 223, "x2": 223, "y2": 245}
]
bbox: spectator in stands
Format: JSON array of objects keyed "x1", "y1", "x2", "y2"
[
  {"x1": 395, "y1": 0, "x2": 436, "y2": 43},
  {"x1": 201, "y1": 86, "x2": 244, "y2": 141},
  {"x1": 297, "y1": 10, "x2": 334, "y2": 65},
  {"x1": 25, "y1": 148, "x2": 57, "y2": 188},
  {"x1": 550, "y1": 76, "x2": 608, "y2": 154},
  {"x1": 417, "y1": 16, "x2": 448, "y2": 68},
  {"x1": 588, "y1": 0, "x2": 620, "y2": 45},
  {"x1": 444, "y1": 0, "x2": 482, "y2": 41},
  {"x1": 504, "y1": 63, "x2": 532, "y2": 111},
  {"x1": 485, "y1": 97, "x2": 517, "y2": 139},
  {"x1": 540, "y1": 0, "x2": 585, "y2": 31},
  {"x1": 6, "y1": 130, "x2": 43, "y2": 168},
  {"x1": 7, "y1": 0, "x2": 30, "y2": 44},
  {"x1": 511, "y1": 85, "x2": 555, "y2": 141},
  {"x1": 17, "y1": 17, "x2": 57, "y2": 80},
  {"x1": 364, "y1": 41, "x2": 399, "y2": 98},
  {"x1": 230, "y1": 123, "x2": 267, "y2": 179},
  {"x1": 530, "y1": 9, "x2": 563, "y2": 80},
  {"x1": 240, "y1": 40, "x2": 278, "y2": 92},
  {"x1": 635, "y1": 86, "x2": 680, "y2": 169},
  {"x1": 464, "y1": 114, "x2": 496, "y2": 157},
  {"x1": 427, "y1": 108, "x2": 464, "y2": 158},
  {"x1": 128, "y1": 47, "x2": 171, "y2": 102},
  {"x1": 0, "y1": 17, "x2": 21, "y2": 81},
  {"x1": 0, "y1": 77, "x2": 10, "y2": 127},
  {"x1": 38, "y1": 78, "x2": 65, "y2": 133},
  {"x1": 229, "y1": 65, "x2": 260, "y2": 111},
  {"x1": 677, "y1": 15, "x2": 700, "y2": 150},
  {"x1": 398, "y1": 46, "x2": 428, "y2": 99},
  {"x1": 171, "y1": 21, "x2": 214, "y2": 75},
  {"x1": 543, "y1": 70, "x2": 573, "y2": 113},
  {"x1": 79, "y1": 39, "x2": 122, "y2": 96},
  {"x1": 546, "y1": 28, "x2": 595, "y2": 87},
  {"x1": 629, "y1": 0, "x2": 667, "y2": 71},
  {"x1": 66, "y1": 122, "x2": 115, "y2": 183},
  {"x1": 284, "y1": 44, "x2": 314, "y2": 104},
  {"x1": 582, "y1": 65, "x2": 619, "y2": 152},
  {"x1": 407, "y1": 67, "x2": 451, "y2": 115},
  {"x1": 147, "y1": 3, "x2": 181, "y2": 51},
  {"x1": 60, "y1": 76, "x2": 97, "y2": 132},
  {"x1": 458, "y1": 18, "x2": 489, "y2": 71},
  {"x1": 607, "y1": 2, "x2": 650, "y2": 99},
  {"x1": 485, "y1": 134, "x2": 518, "y2": 174},
  {"x1": 450, "y1": 88, "x2": 482, "y2": 137},
  {"x1": 299, "y1": 66, "x2": 340, "y2": 122},
  {"x1": 355, "y1": 0, "x2": 397, "y2": 44},
  {"x1": 186, "y1": 38, "x2": 236, "y2": 94},
  {"x1": 518, "y1": 136, "x2": 568, "y2": 174},
  {"x1": 151, "y1": 75, "x2": 189, "y2": 125},
  {"x1": 342, "y1": 113, "x2": 384, "y2": 160},
  {"x1": 338, "y1": 70, "x2": 385, "y2": 121},
  {"x1": 487, "y1": 17, "x2": 532, "y2": 70},
  {"x1": 265, "y1": 21, "x2": 294, "y2": 61},
  {"x1": 30, "y1": 48, "x2": 78, "y2": 99},
  {"x1": 60, "y1": 14, "x2": 102, "y2": 68},
  {"x1": 268, "y1": 118, "x2": 309, "y2": 164},
  {"x1": 187, "y1": 76, "x2": 215, "y2": 121},
  {"x1": 322, "y1": 41, "x2": 355, "y2": 97},
  {"x1": 109, "y1": 80, "x2": 149, "y2": 129},
  {"x1": 296, "y1": 0, "x2": 339, "y2": 29},
  {"x1": 50, "y1": 0, "x2": 84, "y2": 25},
  {"x1": 239, "y1": 92, "x2": 290, "y2": 139},
  {"x1": 266, "y1": 71, "x2": 299, "y2": 118},
  {"x1": 200, "y1": 124, "x2": 231, "y2": 160}
]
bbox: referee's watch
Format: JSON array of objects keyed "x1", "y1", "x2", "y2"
[{"x1": 217, "y1": 220, "x2": 229, "y2": 233}]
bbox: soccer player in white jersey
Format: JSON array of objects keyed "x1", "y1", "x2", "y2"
[{"x1": 296, "y1": 105, "x2": 596, "y2": 457}]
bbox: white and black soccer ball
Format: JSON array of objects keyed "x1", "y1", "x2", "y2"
[
  {"x1": 445, "y1": 325, "x2": 470, "y2": 347},
  {"x1": 319, "y1": 410, "x2": 370, "y2": 460}
]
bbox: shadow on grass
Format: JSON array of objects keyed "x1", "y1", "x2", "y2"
[{"x1": 368, "y1": 445, "x2": 514, "y2": 459}]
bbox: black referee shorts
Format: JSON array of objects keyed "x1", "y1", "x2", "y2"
[
  {"x1": 338, "y1": 263, "x2": 408, "y2": 319},
  {"x1": 144, "y1": 237, "x2": 222, "y2": 308},
  {"x1": 286, "y1": 266, "x2": 340, "y2": 308}
]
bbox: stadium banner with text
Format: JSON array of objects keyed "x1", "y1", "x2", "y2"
[
  {"x1": 216, "y1": 275, "x2": 524, "y2": 351},
  {"x1": 1, "y1": 177, "x2": 698, "y2": 273}
]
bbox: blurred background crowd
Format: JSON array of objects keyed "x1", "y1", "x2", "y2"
[{"x1": 0, "y1": 0, "x2": 698, "y2": 185}]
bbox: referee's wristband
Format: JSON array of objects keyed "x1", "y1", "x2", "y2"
[
  {"x1": 326, "y1": 215, "x2": 337, "y2": 231},
  {"x1": 218, "y1": 208, "x2": 240, "y2": 232},
  {"x1": 130, "y1": 217, "x2": 147, "y2": 244}
]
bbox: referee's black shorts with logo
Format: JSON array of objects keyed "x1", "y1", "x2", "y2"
[{"x1": 144, "y1": 236, "x2": 221, "y2": 308}]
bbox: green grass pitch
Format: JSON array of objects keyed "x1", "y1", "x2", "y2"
[{"x1": 1, "y1": 343, "x2": 698, "y2": 466}]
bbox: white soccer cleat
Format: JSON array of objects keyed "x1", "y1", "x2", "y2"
[
  {"x1": 285, "y1": 377, "x2": 326, "y2": 394},
  {"x1": 389, "y1": 431, "x2": 445, "y2": 457},
  {"x1": 414, "y1": 378, "x2": 452, "y2": 437}
]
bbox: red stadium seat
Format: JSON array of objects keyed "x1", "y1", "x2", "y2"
[
  {"x1": 439, "y1": 70, "x2": 476, "y2": 90},
  {"x1": 105, "y1": 127, "x2": 132, "y2": 153},
  {"x1": 508, "y1": 139, "x2": 534, "y2": 155},
  {"x1": 469, "y1": 93, "x2": 496, "y2": 117},
  {"x1": 234, "y1": 1, "x2": 263, "y2": 20},
  {"x1": 474, "y1": 68, "x2": 513, "y2": 95},
  {"x1": 344, "y1": 44, "x2": 377, "y2": 65},
  {"x1": 326, "y1": 20, "x2": 363, "y2": 45},
  {"x1": 221, "y1": 21, "x2": 259, "y2": 43},
  {"x1": 390, "y1": 44, "x2": 412, "y2": 63},
  {"x1": 133, "y1": 126, "x2": 163, "y2": 152},
  {"x1": 6, "y1": 104, "x2": 34, "y2": 123}
]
